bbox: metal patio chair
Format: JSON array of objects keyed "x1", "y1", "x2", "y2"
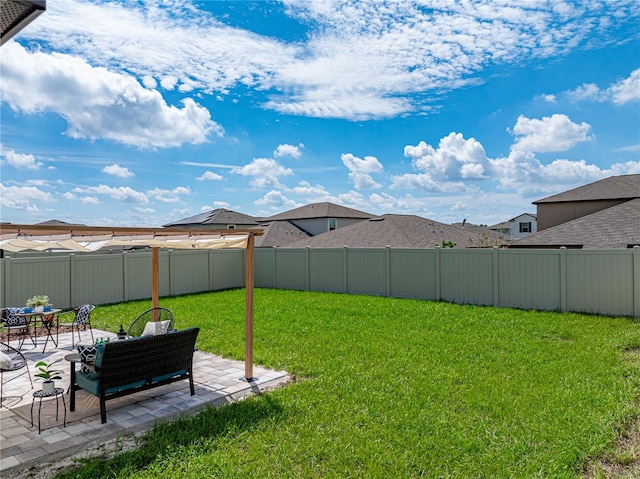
[
  {"x1": 0, "y1": 341, "x2": 33, "y2": 407},
  {"x1": 1, "y1": 307, "x2": 31, "y2": 350},
  {"x1": 58, "y1": 304, "x2": 96, "y2": 347},
  {"x1": 127, "y1": 307, "x2": 175, "y2": 338}
]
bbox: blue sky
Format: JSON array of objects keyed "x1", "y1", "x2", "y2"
[{"x1": 1, "y1": 0, "x2": 639, "y2": 228}]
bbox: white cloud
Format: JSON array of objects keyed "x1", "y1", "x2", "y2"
[
  {"x1": 608, "y1": 69, "x2": 640, "y2": 105},
  {"x1": 197, "y1": 171, "x2": 223, "y2": 181},
  {"x1": 233, "y1": 158, "x2": 293, "y2": 189},
  {"x1": 0, "y1": 184, "x2": 54, "y2": 210},
  {"x1": 254, "y1": 190, "x2": 299, "y2": 209},
  {"x1": 510, "y1": 114, "x2": 594, "y2": 153},
  {"x1": 73, "y1": 184, "x2": 148, "y2": 203},
  {"x1": 14, "y1": 0, "x2": 637, "y2": 121},
  {"x1": 566, "y1": 83, "x2": 603, "y2": 102},
  {"x1": 103, "y1": 164, "x2": 134, "y2": 178},
  {"x1": 565, "y1": 69, "x2": 640, "y2": 105},
  {"x1": 398, "y1": 132, "x2": 489, "y2": 187},
  {"x1": 147, "y1": 186, "x2": 191, "y2": 203},
  {"x1": 80, "y1": 196, "x2": 100, "y2": 204},
  {"x1": 1, "y1": 147, "x2": 42, "y2": 169},
  {"x1": 341, "y1": 153, "x2": 383, "y2": 189},
  {"x1": 0, "y1": 43, "x2": 222, "y2": 148},
  {"x1": 536, "y1": 94, "x2": 557, "y2": 103},
  {"x1": 274, "y1": 143, "x2": 304, "y2": 159}
]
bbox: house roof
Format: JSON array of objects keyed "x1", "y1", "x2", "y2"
[
  {"x1": 489, "y1": 213, "x2": 536, "y2": 230},
  {"x1": 510, "y1": 198, "x2": 640, "y2": 249},
  {"x1": 253, "y1": 221, "x2": 310, "y2": 247},
  {"x1": 533, "y1": 174, "x2": 640, "y2": 204},
  {"x1": 260, "y1": 202, "x2": 373, "y2": 221},
  {"x1": 1, "y1": 0, "x2": 46, "y2": 46},
  {"x1": 163, "y1": 208, "x2": 259, "y2": 227},
  {"x1": 284, "y1": 214, "x2": 506, "y2": 249}
]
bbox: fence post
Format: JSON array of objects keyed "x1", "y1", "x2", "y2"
[
  {"x1": 560, "y1": 247, "x2": 567, "y2": 312},
  {"x1": 69, "y1": 254, "x2": 76, "y2": 307},
  {"x1": 272, "y1": 247, "x2": 277, "y2": 288},
  {"x1": 386, "y1": 246, "x2": 391, "y2": 297},
  {"x1": 122, "y1": 251, "x2": 128, "y2": 302},
  {"x1": 343, "y1": 247, "x2": 349, "y2": 294},
  {"x1": 306, "y1": 247, "x2": 311, "y2": 291},
  {"x1": 492, "y1": 246, "x2": 499, "y2": 306},
  {"x1": 4, "y1": 257, "x2": 11, "y2": 307},
  {"x1": 634, "y1": 246, "x2": 639, "y2": 319},
  {"x1": 434, "y1": 246, "x2": 441, "y2": 300}
]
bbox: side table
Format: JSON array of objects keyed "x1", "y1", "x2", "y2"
[{"x1": 31, "y1": 387, "x2": 66, "y2": 434}]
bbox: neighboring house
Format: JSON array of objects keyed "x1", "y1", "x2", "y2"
[
  {"x1": 511, "y1": 198, "x2": 640, "y2": 249},
  {"x1": 164, "y1": 202, "x2": 370, "y2": 247},
  {"x1": 285, "y1": 214, "x2": 506, "y2": 249},
  {"x1": 259, "y1": 202, "x2": 373, "y2": 236},
  {"x1": 489, "y1": 213, "x2": 537, "y2": 240},
  {"x1": 163, "y1": 208, "x2": 259, "y2": 230},
  {"x1": 534, "y1": 174, "x2": 640, "y2": 231}
]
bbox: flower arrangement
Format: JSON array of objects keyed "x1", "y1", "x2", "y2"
[{"x1": 26, "y1": 294, "x2": 49, "y2": 308}]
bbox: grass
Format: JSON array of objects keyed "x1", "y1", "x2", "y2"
[{"x1": 60, "y1": 288, "x2": 640, "y2": 478}]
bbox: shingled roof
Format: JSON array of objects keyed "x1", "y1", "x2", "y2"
[
  {"x1": 534, "y1": 174, "x2": 640, "y2": 204},
  {"x1": 511, "y1": 198, "x2": 640, "y2": 249},
  {"x1": 253, "y1": 221, "x2": 310, "y2": 247},
  {"x1": 164, "y1": 208, "x2": 259, "y2": 227},
  {"x1": 260, "y1": 202, "x2": 372, "y2": 221},
  {"x1": 284, "y1": 214, "x2": 506, "y2": 249}
]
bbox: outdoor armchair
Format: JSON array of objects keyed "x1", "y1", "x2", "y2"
[
  {"x1": 127, "y1": 307, "x2": 175, "y2": 338},
  {"x1": 58, "y1": 304, "x2": 95, "y2": 347},
  {"x1": 0, "y1": 341, "x2": 33, "y2": 406}
]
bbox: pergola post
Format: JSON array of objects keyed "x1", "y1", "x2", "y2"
[
  {"x1": 244, "y1": 234, "x2": 256, "y2": 381},
  {"x1": 152, "y1": 247, "x2": 159, "y2": 315}
]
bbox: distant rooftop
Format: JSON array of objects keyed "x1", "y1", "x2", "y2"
[
  {"x1": 286, "y1": 214, "x2": 505, "y2": 249},
  {"x1": 163, "y1": 208, "x2": 258, "y2": 227},
  {"x1": 534, "y1": 174, "x2": 640, "y2": 204},
  {"x1": 260, "y1": 202, "x2": 373, "y2": 221},
  {"x1": 511, "y1": 198, "x2": 640, "y2": 249}
]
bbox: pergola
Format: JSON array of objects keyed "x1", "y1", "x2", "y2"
[{"x1": 0, "y1": 223, "x2": 264, "y2": 380}]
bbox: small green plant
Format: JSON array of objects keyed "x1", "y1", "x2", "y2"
[
  {"x1": 34, "y1": 358, "x2": 63, "y2": 382},
  {"x1": 437, "y1": 240, "x2": 456, "y2": 248},
  {"x1": 26, "y1": 294, "x2": 49, "y2": 308}
]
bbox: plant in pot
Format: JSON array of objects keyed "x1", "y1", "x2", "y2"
[
  {"x1": 34, "y1": 358, "x2": 63, "y2": 394},
  {"x1": 27, "y1": 294, "x2": 50, "y2": 313}
]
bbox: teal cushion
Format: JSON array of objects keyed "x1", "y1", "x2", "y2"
[
  {"x1": 93, "y1": 343, "x2": 106, "y2": 369},
  {"x1": 76, "y1": 371, "x2": 100, "y2": 395},
  {"x1": 152, "y1": 369, "x2": 187, "y2": 383},
  {"x1": 105, "y1": 380, "x2": 146, "y2": 394}
]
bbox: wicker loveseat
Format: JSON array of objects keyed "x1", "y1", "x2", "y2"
[{"x1": 70, "y1": 327, "x2": 199, "y2": 423}]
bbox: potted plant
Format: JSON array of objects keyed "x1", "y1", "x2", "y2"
[
  {"x1": 26, "y1": 294, "x2": 50, "y2": 313},
  {"x1": 34, "y1": 358, "x2": 63, "y2": 394}
]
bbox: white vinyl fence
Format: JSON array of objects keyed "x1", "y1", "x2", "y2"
[{"x1": 1, "y1": 247, "x2": 639, "y2": 318}]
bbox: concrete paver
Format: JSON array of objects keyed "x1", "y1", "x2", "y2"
[{"x1": 0, "y1": 329, "x2": 290, "y2": 477}]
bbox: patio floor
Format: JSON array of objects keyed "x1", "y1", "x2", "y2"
[{"x1": 0, "y1": 329, "x2": 291, "y2": 477}]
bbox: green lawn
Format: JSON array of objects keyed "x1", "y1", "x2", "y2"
[{"x1": 62, "y1": 289, "x2": 640, "y2": 478}]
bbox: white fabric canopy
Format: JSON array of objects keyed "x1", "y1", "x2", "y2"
[
  {"x1": 0, "y1": 224, "x2": 261, "y2": 380},
  {"x1": 0, "y1": 232, "x2": 249, "y2": 252}
]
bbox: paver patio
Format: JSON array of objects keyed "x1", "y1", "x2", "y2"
[{"x1": 0, "y1": 329, "x2": 290, "y2": 477}]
